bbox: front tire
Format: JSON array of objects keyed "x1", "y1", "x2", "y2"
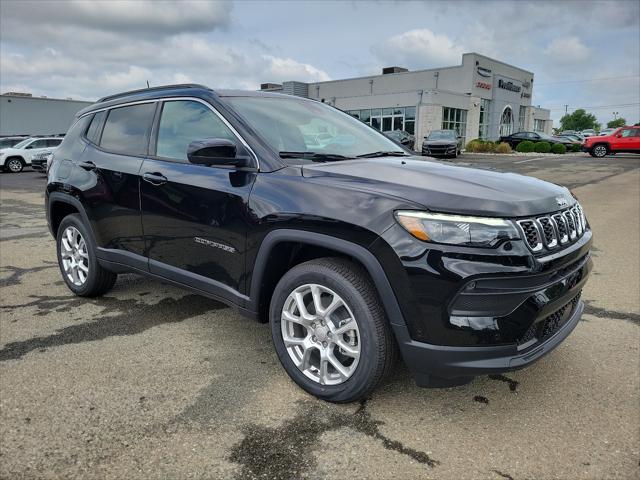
[
  {"x1": 591, "y1": 144, "x2": 608, "y2": 158},
  {"x1": 270, "y1": 258, "x2": 396, "y2": 402},
  {"x1": 5, "y1": 157, "x2": 24, "y2": 173},
  {"x1": 56, "y1": 214, "x2": 117, "y2": 297}
]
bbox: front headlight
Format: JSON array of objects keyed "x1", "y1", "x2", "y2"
[{"x1": 395, "y1": 211, "x2": 520, "y2": 247}]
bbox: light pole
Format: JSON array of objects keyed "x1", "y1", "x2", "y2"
[{"x1": 613, "y1": 111, "x2": 619, "y2": 120}]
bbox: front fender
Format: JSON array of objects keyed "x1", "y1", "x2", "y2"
[{"x1": 248, "y1": 229, "x2": 406, "y2": 327}]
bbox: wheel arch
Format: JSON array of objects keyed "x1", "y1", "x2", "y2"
[
  {"x1": 248, "y1": 229, "x2": 406, "y2": 327},
  {"x1": 47, "y1": 192, "x2": 94, "y2": 240}
]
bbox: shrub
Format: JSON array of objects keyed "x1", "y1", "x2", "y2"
[
  {"x1": 551, "y1": 143, "x2": 567, "y2": 154},
  {"x1": 533, "y1": 141, "x2": 551, "y2": 153},
  {"x1": 571, "y1": 144, "x2": 581, "y2": 152},
  {"x1": 465, "y1": 140, "x2": 481, "y2": 152},
  {"x1": 495, "y1": 142, "x2": 512, "y2": 154},
  {"x1": 516, "y1": 140, "x2": 535, "y2": 153},
  {"x1": 482, "y1": 141, "x2": 497, "y2": 153}
]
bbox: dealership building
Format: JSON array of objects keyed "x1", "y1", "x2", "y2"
[{"x1": 262, "y1": 52, "x2": 552, "y2": 149}]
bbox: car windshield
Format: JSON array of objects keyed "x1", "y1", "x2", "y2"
[
  {"x1": 427, "y1": 130, "x2": 456, "y2": 140},
  {"x1": 11, "y1": 138, "x2": 32, "y2": 149},
  {"x1": 223, "y1": 96, "x2": 406, "y2": 160}
]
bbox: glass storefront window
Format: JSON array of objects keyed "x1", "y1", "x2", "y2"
[
  {"x1": 499, "y1": 106, "x2": 513, "y2": 137},
  {"x1": 518, "y1": 106, "x2": 526, "y2": 132},
  {"x1": 442, "y1": 107, "x2": 467, "y2": 144},
  {"x1": 341, "y1": 106, "x2": 416, "y2": 135},
  {"x1": 405, "y1": 106, "x2": 416, "y2": 120},
  {"x1": 479, "y1": 99, "x2": 490, "y2": 139}
]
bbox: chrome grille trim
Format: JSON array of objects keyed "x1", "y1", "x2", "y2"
[
  {"x1": 517, "y1": 203, "x2": 587, "y2": 253},
  {"x1": 516, "y1": 220, "x2": 543, "y2": 252},
  {"x1": 563, "y1": 210, "x2": 577, "y2": 240},
  {"x1": 551, "y1": 214, "x2": 569, "y2": 244}
]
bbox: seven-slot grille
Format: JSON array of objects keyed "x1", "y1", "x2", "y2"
[{"x1": 516, "y1": 203, "x2": 587, "y2": 253}]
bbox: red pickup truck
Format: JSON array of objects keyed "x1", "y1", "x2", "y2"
[{"x1": 583, "y1": 126, "x2": 640, "y2": 157}]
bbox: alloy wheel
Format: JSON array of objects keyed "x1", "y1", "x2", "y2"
[
  {"x1": 593, "y1": 145, "x2": 607, "y2": 157},
  {"x1": 281, "y1": 284, "x2": 360, "y2": 385},
  {"x1": 7, "y1": 159, "x2": 23, "y2": 173},
  {"x1": 60, "y1": 226, "x2": 89, "y2": 286}
]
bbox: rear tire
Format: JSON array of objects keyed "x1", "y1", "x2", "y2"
[
  {"x1": 5, "y1": 157, "x2": 24, "y2": 173},
  {"x1": 56, "y1": 214, "x2": 117, "y2": 297},
  {"x1": 270, "y1": 258, "x2": 396, "y2": 403}
]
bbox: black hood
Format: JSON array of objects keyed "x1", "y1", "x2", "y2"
[{"x1": 302, "y1": 157, "x2": 573, "y2": 218}]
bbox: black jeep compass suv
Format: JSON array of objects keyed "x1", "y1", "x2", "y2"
[{"x1": 46, "y1": 84, "x2": 592, "y2": 402}]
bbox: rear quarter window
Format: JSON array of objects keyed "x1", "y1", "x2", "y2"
[
  {"x1": 100, "y1": 103, "x2": 156, "y2": 156},
  {"x1": 85, "y1": 111, "x2": 107, "y2": 144}
]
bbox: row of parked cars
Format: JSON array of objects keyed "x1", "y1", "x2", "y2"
[
  {"x1": 499, "y1": 126, "x2": 640, "y2": 157},
  {"x1": 0, "y1": 135, "x2": 63, "y2": 173}
]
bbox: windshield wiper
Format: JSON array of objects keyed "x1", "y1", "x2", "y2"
[
  {"x1": 356, "y1": 150, "x2": 408, "y2": 158},
  {"x1": 279, "y1": 151, "x2": 354, "y2": 161}
]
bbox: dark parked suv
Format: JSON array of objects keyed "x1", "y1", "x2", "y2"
[{"x1": 46, "y1": 84, "x2": 592, "y2": 402}]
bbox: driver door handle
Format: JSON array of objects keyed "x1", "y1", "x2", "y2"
[{"x1": 142, "y1": 172, "x2": 168, "y2": 186}]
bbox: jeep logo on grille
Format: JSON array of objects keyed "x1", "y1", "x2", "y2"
[{"x1": 556, "y1": 196, "x2": 568, "y2": 207}]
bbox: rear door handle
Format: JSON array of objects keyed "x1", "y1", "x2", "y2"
[
  {"x1": 142, "y1": 172, "x2": 168, "y2": 186},
  {"x1": 78, "y1": 161, "x2": 96, "y2": 171}
]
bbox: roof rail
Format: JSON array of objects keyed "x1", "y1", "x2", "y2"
[{"x1": 97, "y1": 84, "x2": 210, "y2": 103}]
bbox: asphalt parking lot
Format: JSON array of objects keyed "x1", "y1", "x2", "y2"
[{"x1": 1, "y1": 153, "x2": 639, "y2": 480}]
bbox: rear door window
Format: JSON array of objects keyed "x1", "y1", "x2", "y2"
[
  {"x1": 100, "y1": 103, "x2": 156, "y2": 155},
  {"x1": 46, "y1": 139, "x2": 63, "y2": 147}
]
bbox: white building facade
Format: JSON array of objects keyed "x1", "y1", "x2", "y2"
[
  {"x1": 263, "y1": 53, "x2": 552, "y2": 150},
  {"x1": 0, "y1": 94, "x2": 92, "y2": 137}
]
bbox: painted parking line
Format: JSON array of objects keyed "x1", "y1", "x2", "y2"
[{"x1": 514, "y1": 156, "x2": 548, "y2": 164}]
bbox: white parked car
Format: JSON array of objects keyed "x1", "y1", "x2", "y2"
[
  {"x1": 0, "y1": 137, "x2": 63, "y2": 173},
  {"x1": 580, "y1": 129, "x2": 596, "y2": 138}
]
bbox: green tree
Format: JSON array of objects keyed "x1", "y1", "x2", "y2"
[
  {"x1": 607, "y1": 118, "x2": 626, "y2": 128},
  {"x1": 559, "y1": 109, "x2": 600, "y2": 131}
]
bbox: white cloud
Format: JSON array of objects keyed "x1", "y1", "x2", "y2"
[
  {"x1": 545, "y1": 36, "x2": 590, "y2": 64},
  {"x1": 1, "y1": 0, "x2": 232, "y2": 38},
  {"x1": 371, "y1": 29, "x2": 464, "y2": 69},
  {"x1": 263, "y1": 56, "x2": 330, "y2": 83}
]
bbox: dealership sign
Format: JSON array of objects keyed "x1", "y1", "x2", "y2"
[
  {"x1": 476, "y1": 66, "x2": 492, "y2": 78},
  {"x1": 498, "y1": 79, "x2": 521, "y2": 93}
]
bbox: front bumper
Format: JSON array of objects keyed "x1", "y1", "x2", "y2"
[
  {"x1": 393, "y1": 297, "x2": 584, "y2": 387},
  {"x1": 31, "y1": 159, "x2": 47, "y2": 171},
  {"x1": 377, "y1": 222, "x2": 592, "y2": 386},
  {"x1": 422, "y1": 144, "x2": 458, "y2": 156}
]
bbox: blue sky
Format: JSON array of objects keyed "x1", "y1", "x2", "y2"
[{"x1": 1, "y1": 0, "x2": 638, "y2": 126}]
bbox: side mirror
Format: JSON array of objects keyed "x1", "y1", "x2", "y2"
[
  {"x1": 25, "y1": 145, "x2": 34, "y2": 149},
  {"x1": 187, "y1": 138, "x2": 246, "y2": 167},
  {"x1": 615, "y1": 133, "x2": 622, "y2": 138}
]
